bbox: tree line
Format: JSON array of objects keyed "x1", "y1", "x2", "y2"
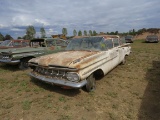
[{"x1": 0, "y1": 27, "x2": 160, "y2": 41}]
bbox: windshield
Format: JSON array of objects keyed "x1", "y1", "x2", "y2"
[
  {"x1": 0, "y1": 40, "x2": 11, "y2": 46},
  {"x1": 147, "y1": 35, "x2": 158, "y2": 38},
  {"x1": 30, "y1": 39, "x2": 68, "y2": 47},
  {"x1": 12, "y1": 41, "x2": 22, "y2": 47},
  {"x1": 66, "y1": 37, "x2": 105, "y2": 51},
  {"x1": 46, "y1": 40, "x2": 68, "y2": 47}
]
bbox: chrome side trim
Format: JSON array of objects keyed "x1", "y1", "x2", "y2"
[
  {"x1": 0, "y1": 59, "x2": 20, "y2": 64},
  {"x1": 29, "y1": 72, "x2": 87, "y2": 88}
]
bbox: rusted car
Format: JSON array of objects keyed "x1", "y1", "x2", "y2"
[
  {"x1": 29, "y1": 35, "x2": 131, "y2": 92},
  {"x1": 0, "y1": 39, "x2": 29, "y2": 49},
  {"x1": 145, "y1": 35, "x2": 159, "y2": 43},
  {"x1": 0, "y1": 38, "x2": 68, "y2": 69},
  {"x1": 125, "y1": 35, "x2": 134, "y2": 43}
]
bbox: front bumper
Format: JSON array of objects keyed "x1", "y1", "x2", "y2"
[
  {"x1": 125, "y1": 40, "x2": 133, "y2": 43},
  {"x1": 0, "y1": 59, "x2": 20, "y2": 64},
  {"x1": 29, "y1": 72, "x2": 87, "y2": 88},
  {"x1": 146, "y1": 40, "x2": 158, "y2": 43}
]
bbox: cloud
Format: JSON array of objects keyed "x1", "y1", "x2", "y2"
[
  {"x1": 0, "y1": 24, "x2": 6, "y2": 28},
  {"x1": 10, "y1": 28, "x2": 22, "y2": 32},
  {"x1": 0, "y1": 0, "x2": 160, "y2": 38},
  {"x1": 34, "y1": 19, "x2": 50, "y2": 26}
]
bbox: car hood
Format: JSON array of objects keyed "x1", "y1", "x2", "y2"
[
  {"x1": 0, "y1": 46, "x2": 12, "y2": 49},
  {"x1": 0, "y1": 47, "x2": 44, "y2": 54},
  {"x1": 29, "y1": 51, "x2": 103, "y2": 69}
]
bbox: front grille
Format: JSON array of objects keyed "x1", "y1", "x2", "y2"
[
  {"x1": 148, "y1": 38, "x2": 157, "y2": 41},
  {"x1": 34, "y1": 66, "x2": 67, "y2": 80},
  {"x1": 0, "y1": 54, "x2": 11, "y2": 60}
]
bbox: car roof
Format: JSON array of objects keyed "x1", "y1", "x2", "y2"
[{"x1": 97, "y1": 35, "x2": 119, "y2": 39}]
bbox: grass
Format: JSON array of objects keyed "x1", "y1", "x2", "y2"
[
  {"x1": 1, "y1": 40, "x2": 160, "y2": 119},
  {"x1": 106, "y1": 92, "x2": 118, "y2": 98},
  {"x1": 59, "y1": 96, "x2": 66, "y2": 102},
  {"x1": 58, "y1": 115, "x2": 71, "y2": 120},
  {"x1": 22, "y1": 100, "x2": 32, "y2": 110}
]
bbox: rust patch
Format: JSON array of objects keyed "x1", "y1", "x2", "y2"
[
  {"x1": 31, "y1": 51, "x2": 100, "y2": 69},
  {"x1": 50, "y1": 46, "x2": 55, "y2": 50},
  {"x1": 74, "y1": 52, "x2": 104, "y2": 69}
]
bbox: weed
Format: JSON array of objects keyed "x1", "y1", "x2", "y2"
[
  {"x1": 5, "y1": 96, "x2": 13, "y2": 100},
  {"x1": 112, "y1": 104, "x2": 118, "y2": 109},
  {"x1": 33, "y1": 88, "x2": 40, "y2": 94},
  {"x1": 45, "y1": 103, "x2": 52, "y2": 109},
  {"x1": 89, "y1": 91, "x2": 95, "y2": 97},
  {"x1": 47, "y1": 94, "x2": 53, "y2": 98},
  {"x1": 126, "y1": 113, "x2": 132, "y2": 119},
  {"x1": 108, "y1": 112, "x2": 117, "y2": 120},
  {"x1": 58, "y1": 115, "x2": 71, "y2": 120},
  {"x1": 59, "y1": 96, "x2": 66, "y2": 102},
  {"x1": 22, "y1": 100, "x2": 32, "y2": 110},
  {"x1": 20, "y1": 80, "x2": 28, "y2": 88},
  {"x1": 1, "y1": 102, "x2": 14, "y2": 109},
  {"x1": 106, "y1": 92, "x2": 118, "y2": 98},
  {"x1": 131, "y1": 92, "x2": 139, "y2": 96},
  {"x1": 63, "y1": 105, "x2": 70, "y2": 110}
]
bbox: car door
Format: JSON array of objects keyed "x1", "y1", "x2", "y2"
[
  {"x1": 112, "y1": 38, "x2": 121, "y2": 66},
  {"x1": 102, "y1": 39, "x2": 117, "y2": 72}
]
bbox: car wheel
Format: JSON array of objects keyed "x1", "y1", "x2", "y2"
[
  {"x1": 86, "y1": 74, "x2": 96, "y2": 92},
  {"x1": 19, "y1": 58, "x2": 30, "y2": 70}
]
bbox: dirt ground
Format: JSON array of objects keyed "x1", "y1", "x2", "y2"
[
  {"x1": 0, "y1": 40, "x2": 160, "y2": 120},
  {"x1": 135, "y1": 32, "x2": 160, "y2": 40}
]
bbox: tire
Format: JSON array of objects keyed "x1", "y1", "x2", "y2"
[
  {"x1": 19, "y1": 58, "x2": 30, "y2": 70},
  {"x1": 86, "y1": 74, "x2": 96, "y2": 92}
]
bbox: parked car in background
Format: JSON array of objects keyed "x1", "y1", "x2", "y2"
[
  {"x1": 29, "y1": 35, "x2": 131, "y2": 92},
  {"x1": 0, "y1": 41, "x2": 3, "y2": 44},
  {"x1": 0, "y1": 38, "x2": 68, "y2": 69},
  {"x1": 0, "y1": 39, "x2": 30, "y2": 49},
  {"x1": 125, "y1": 35, "x2": 134, "y2": 43},
  {"x1": 145, "y1": 35, "x2": 159, "y2": 43}
]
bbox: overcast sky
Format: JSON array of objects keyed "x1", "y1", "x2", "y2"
[{"x1": 0, "y1": 0, "x2": 160, "y2": 39}]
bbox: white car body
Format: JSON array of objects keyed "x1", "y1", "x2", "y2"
[{"x1": 29, "y1": 35, "x2": 131, "y2": 92}]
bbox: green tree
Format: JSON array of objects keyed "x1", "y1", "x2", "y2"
[
  {"x1": 4, "y1": 34, "x2": 13, "y2": 40},
  {"x1": 73, "y1": 29, "x2": 77, "y2": 36},
  {"x1": 115, "y1": 31, "x2": 118, "y2": 35},
  {"x1": 40, "y1": 27, "x2": 46, "y2": 38},
  {"x1": 84, "y1": 30, "x2": 87, "y2": 36},
  {"x1": 89, "y1": 30, "x2": 92, "y2": 36},
  {"x1": 78, "y1": 30, "x2": 82, "y2": 36},
  {"x1": 132, "y1": 29, "x2": 135, "y2": 35},
  {"x1": 26, "y1": 25, "x2": 36, "y2": 40},
  {"x1": 62, "y1": 28, "x2": 67, "y2": 36},
  {"x1": 0, "y1": 33, "x2": 4, "y2": 41},
  {"x1": 92, "y1": 30, "x2": 97, "y2": 36},
  {"x1": 110, "y1": 32, "x2": 115, "y2": 35},
  {"x1": 17, "y1": 36, "x2": 22, "y2": 39}
]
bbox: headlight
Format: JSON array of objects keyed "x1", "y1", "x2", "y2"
[{"x1": 66, "y1": 72, "x2": 80, "y2": 82}]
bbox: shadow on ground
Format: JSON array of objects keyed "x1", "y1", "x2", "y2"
[
  {"x1": 30, "y1": 78, "x2": 81, "y2": 97},
  {"x1": 0, "y1": 64, "x2": 20, "y2": 71},
  {"x1": 138, "y1": 61, "x2": 160, "y2": 120}
]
